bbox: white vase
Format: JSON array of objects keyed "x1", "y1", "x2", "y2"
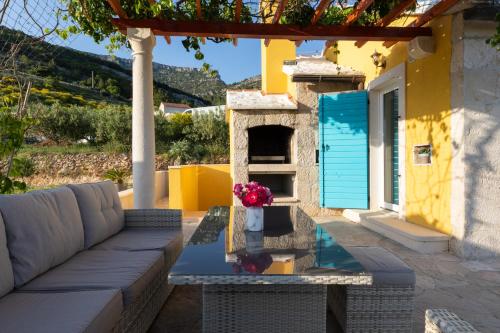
[
  {"x1": 246, "y1": 207, "x2": 264, "y2": 231},
  {"x1": 245, "y1": 231, "x2": 264, "y2": 254}
]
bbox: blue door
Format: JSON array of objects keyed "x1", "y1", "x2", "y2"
[{"x1": 319, "y1": 91, "x2": 369, "y2": 209}]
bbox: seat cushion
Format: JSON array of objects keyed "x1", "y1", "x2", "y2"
[
  {"x1": 346, "y1": 246, "x2": 416, "y2": 286},
  {"x1": 68, "y1": 181, "x2": 124, "y2": 248},
  {"x1": 21, "y1": 250, "x2": 164, "y2": 305},
  {"x1": 0, "y1": 187, "x2": 84, "y2": 287},
  {"x1": 92, "y1": 228, "x2": 183, "y2": 268},
  {"x1": 0, "y1": 213, "x2": 14, "y2": 297},
  {"x1": 0, "y1": 289, "x2": 122, "y2": 333}
]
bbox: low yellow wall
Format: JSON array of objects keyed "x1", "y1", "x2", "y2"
[
  {"x1": 169, "y1": 164, "x2": 232, "y2": 211},
  {"x1": 336, "y1": 15, "x2": 453, "y2": 234},
  {"x1": 118, "y1": 170, "x2": 169, "y2": 209}
]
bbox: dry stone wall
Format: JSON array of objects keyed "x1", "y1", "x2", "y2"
[{"x1": 20, "y1": 153, "x2": 170, "y2": 189}]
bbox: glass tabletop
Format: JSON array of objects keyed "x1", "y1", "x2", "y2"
[{"x1": 169, "y1": 206, "x2": 366, "y2": 278}]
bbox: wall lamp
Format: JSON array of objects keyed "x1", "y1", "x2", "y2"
[{"x1": 370, "y1": 50, "x2": 386, "y2": 68}]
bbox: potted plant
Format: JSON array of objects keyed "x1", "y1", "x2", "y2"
[
  {"x1": 103, "y1": 168, "x2": 129, "y2": 191},
  {"x1": 415, "y1": 146, "x2": 432, "y2": 165},
  {"x1": 233, "y1": 181, "x2": 273, "y2": 231}
]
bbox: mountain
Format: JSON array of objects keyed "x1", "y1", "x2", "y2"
[
  {"x1": 0, "y1": 26, "x2": 260, "y2": 107},
  {"x1": 228, "y1": 75, "x2": 261, "y2": 90}
]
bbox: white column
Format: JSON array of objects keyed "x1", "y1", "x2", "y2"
[{"x1": 127, "y1": 28, "x2": 156, "y2": 209}]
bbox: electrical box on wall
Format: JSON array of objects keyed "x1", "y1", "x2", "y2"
[
  {"x1": 414, "y1": 144, "x2": 432, "y2": 165},
  {"x1": 408, "y1": 36, "x2": 435, "y2": 60}
]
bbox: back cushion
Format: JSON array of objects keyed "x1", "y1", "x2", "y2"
[
  {"x1": 0, "y1": 213, "x2": 14, "y2": 297},
  {"x1": 0, "y1": 187, "x2": 84, "y2": 287},
  {"x1": 67, "y1": 181, "x2": 124, "y2": 248}
]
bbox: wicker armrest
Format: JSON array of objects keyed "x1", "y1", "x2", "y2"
[
  {"x1": 124, "y1": 209, "x2": 182, "y2": 228},
  {"x1": 425, "y1": 309, "x2": 480, "y2": 333}
]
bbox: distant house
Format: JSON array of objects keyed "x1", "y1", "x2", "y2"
[
  {"x1": 183, "y1": 105, "x2": 225, "y2": 116},
  {"x1": 158, "y1": 102, "x2": 190, "y2": 114}
]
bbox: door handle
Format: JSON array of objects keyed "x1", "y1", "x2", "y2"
[{"x1": 325, "y1": 145, "x2": 330, "y2": 151}]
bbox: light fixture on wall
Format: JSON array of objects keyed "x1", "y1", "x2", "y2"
[{"x1": 370, "y1": 50, "x2": 386, "y2": 68}]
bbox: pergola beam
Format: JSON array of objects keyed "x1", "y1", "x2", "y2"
[
  {"x1": 344, "y1": 0, "x2": 374, "y2": 25},
  {"x1": 311, "y1": 0, "x2": 331, "y2": 25},
  {"x1": 233, "y1": 0, "x2": 242, "y2": 46},
  {"x1": 147, "y1": 0, "x2": 171, "y2": 44},
  {"x1": 113, "y1": 18, "x2": 432, "y2": 41},
  {"x1": 195, "y1": 0, "x2": 206, "y2": 44},
  {"x1": 296, "y1": 0, "x2": 330, "y2": 47},
  {"x1": 355, "y1": 0, "x2": 416, "y2": 48},
  {"x1": 264, "y1": 0, "x2": 289, "y2": 47},
  {"x1": 383, "y1": 0, "x2": 460, "y2": 47},
  {"x1": 107, "y1": 0, "x2": 128, "y2": 18}
]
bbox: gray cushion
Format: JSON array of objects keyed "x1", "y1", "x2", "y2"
[
  {"x1": 68, "y1": 181, "x2": 124, "y2": 248},
  {"x1": 0, "y1": 289, "x2": 122, "y2": 333},
  {"x1": 0, "y1": 213, "x2": 14, "y2": 297},
  {"x1": 21, "y1": 250, "x2": 164, "y2": 305},
  {"x1": 346, "y1": 246, "x2": 416, "y2": 286},
  {"x1": 92, "y1": 228, "x2": 183, "y2": 268},
  {"x1": 0, "y1": 187, "x2": 84, "y2": 287}
]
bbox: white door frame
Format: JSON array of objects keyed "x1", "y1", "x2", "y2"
[{"x1": 367, "y1": 63, "x2": 406, "y2": 219}]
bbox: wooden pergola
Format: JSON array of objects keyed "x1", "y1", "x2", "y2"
[
  {"x1": 105, "y1": 0, "x2": 460, "y2": 209},
  {"x1": 108, "y1": 0, "x2": 460, "y2": 47}
]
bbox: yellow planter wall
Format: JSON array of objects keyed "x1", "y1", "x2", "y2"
[
  {"x1": 168, "y1": 164, "x2": 233, "y2": 211},
  {"x1": 336, "y1": 16, "x2": 453, "y2": 234}
]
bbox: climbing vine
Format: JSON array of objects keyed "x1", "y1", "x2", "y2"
[{"x1": 59, "y1": 0, "x2": 418, "y2": 75}]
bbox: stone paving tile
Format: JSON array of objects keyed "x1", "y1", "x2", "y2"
[{"x1": 151, "y1": 215, "x2": 500, "y2": 333}]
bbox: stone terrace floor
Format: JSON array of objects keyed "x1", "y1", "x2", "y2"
[{"x1": 149, "y1": 209, "x2": 500, "y2": 333}]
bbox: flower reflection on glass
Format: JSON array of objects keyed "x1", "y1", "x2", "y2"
[
  {"x1": 232, "y1": 253, "x2": 273, "y2": 274},
  {"x1": 233, "y1": 181, "x2": 273, "y2": 208}
]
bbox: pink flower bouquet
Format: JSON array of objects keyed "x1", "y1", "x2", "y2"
[{"x1": 233, "y1": 181, "x2": 273, "y2": 208}]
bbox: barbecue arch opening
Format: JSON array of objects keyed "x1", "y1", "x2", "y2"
[{"x1": 248, "y1": 125, "x2": 294, "y2": 164}]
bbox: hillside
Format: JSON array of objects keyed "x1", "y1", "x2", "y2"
[
  {"x1": 228, "y1": 75, "x2": 261, "y2": 90},
  {"x1": 0, "y1": 27, "x2": 261, "y2": 107}
]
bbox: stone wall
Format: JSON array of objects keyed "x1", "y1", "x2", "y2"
[
  {"x1": 22, "y1": 153, "x2": 170, "y2": 188},
  {"x1": 450, "y1": 15, "x2": 500, "y2": 258}
]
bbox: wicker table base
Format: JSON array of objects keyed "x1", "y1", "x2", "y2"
[{"x1": 202, "y1": 284, "x2": 327, "y2": 333}]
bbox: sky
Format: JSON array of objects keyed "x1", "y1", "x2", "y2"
[{"x1": 70, "y1": 34, "x2": 326, "y2": 84}]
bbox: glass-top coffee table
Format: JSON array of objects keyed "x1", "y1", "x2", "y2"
[{"x1": 169, "y1": 206, "x2": 372, "y2": 333}]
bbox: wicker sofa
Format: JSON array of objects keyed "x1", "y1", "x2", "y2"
[
  {"x1": 425, "y1": 309, "x2": 480, "y2": 333},
  {"x1": 0, "y1": 181, "x2": 183, "y2": 333}
]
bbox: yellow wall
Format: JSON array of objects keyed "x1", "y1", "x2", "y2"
[
  {"x1": 169, "y1": 164, "x2": 233, "y2": 211},
  {"x1": 261, "y1": 40, "x2": 296, "y2": 94},
  {"x1": 336, "y1": 16, "x2": 453, "y2": 234}
]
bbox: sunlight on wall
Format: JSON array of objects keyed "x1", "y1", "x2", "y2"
[
  {"x1": 336, "y1": 16, "x2": 453, "y2": 234},
  {"x1": 169, "y1": 164, "x2": 232, "y2": 211}
]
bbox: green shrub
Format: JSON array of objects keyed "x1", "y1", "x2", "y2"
[
  {"x1": 10, "y1": 157, "x2": 36, "y2": 178},
  {"x1": 92, "y1": 105, "x2": 132, "y2": 145},
  {"x1": 32, "y1": 103, "x2": 94, "y2": 143}
]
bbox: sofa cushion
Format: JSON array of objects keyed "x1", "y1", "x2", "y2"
[
  {"x1": 21, "y1": 250, "x2": 164, "y2": 305},
  {"x1": 346, "y1": 246, "x2": 416, "y2": 286},
  {"x1": 92, "y1": 228, "x2": 183, "y2": 268},
  {"x1": 0, "y1": 187, "x2": 84, "y2": 287},
  {"x1": 0, "y1": 289, "x2": 122, "y2": 333},
  {"x1": 68, "y1": 181, "x2": 124, "y2": 248},
  {"x1": 0, "y1": 213, "x2": 14, "y2": 297}
]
